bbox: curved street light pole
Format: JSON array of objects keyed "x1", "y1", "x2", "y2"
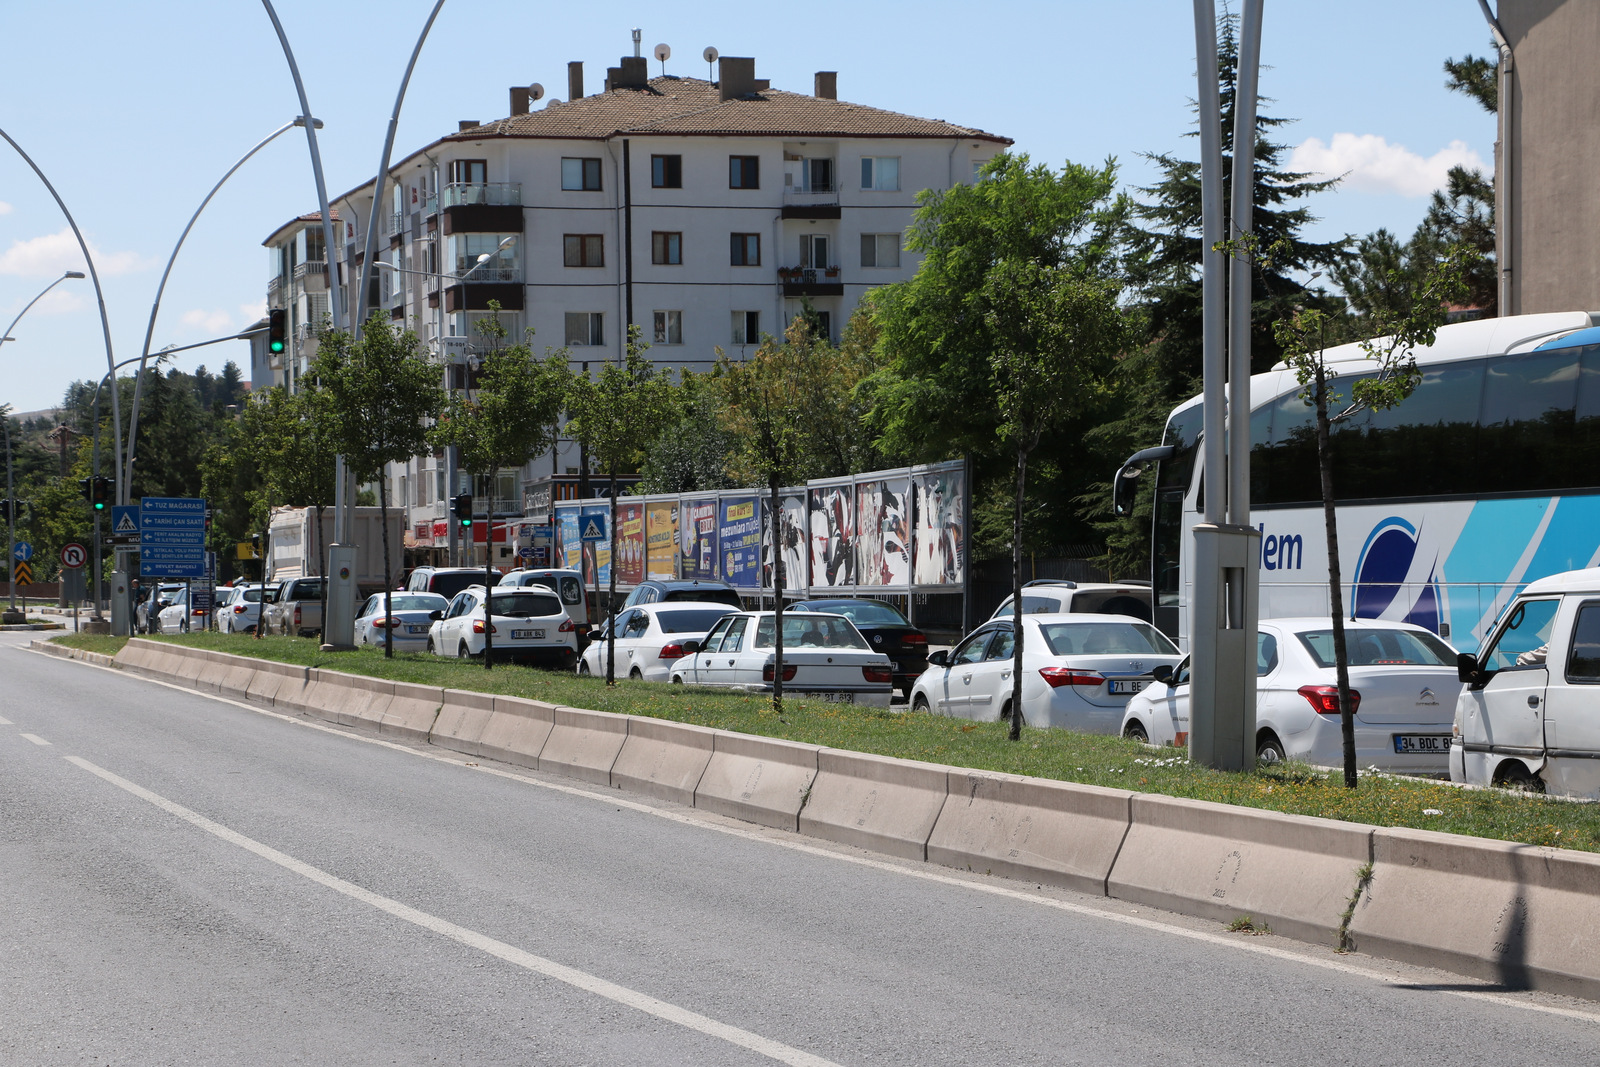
[
  {"x1": 81, "y1": 353, "x2": 167, "y2": 620},
  {"x1": 124, "y1": 120, "x2": 304, "y2": 502},
  {"x1": 0, "y1": 271, "x2": 86, "y2": 354}
]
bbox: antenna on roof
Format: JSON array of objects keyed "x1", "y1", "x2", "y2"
[
  {"x1": 703, "y1": 46, "x2": 719, "y2": 80},
  {"x1": 653, "y1": 42, "x2": 671, "y2": 77},
  {"x1": 632, "y1": 27, "x2": 642, "y2": 58},
  {"x1": 528, "y1": 83, "x2": 545, "y2": 103}
]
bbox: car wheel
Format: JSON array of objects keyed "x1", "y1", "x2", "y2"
[
  {"x1": 1256, "y1": 732, "x2": 1286, "y2": 765},
  {"x1": 671, "y1": 675, "x2": 683, "y2": 685},
  {"x1": 912, "y1": 694, "x2": 930, "y2": 713},
  {"x1": 629, "y1": 668, "x2": 643, "y2": 681},
  {"x1": 1493, "y1": 760, "x2": 1545, "y2": 793},
  {"x1": 426, "y1": 638, "x2": 436, "y2": 655},
  {"x1": 457, "y1": 641, "x2": 471, "y2": 660},
  {"x1": 1125, "y1": 720, "x2": 1149, "y2": 743},
  {"x1": 999, "y1": 701, "x2": 1023, "y2": 727},
  {"x1": 577, "y1": 659, "x2": 591, "y2": 675}
]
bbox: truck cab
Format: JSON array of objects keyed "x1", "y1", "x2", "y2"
[{"x1": 1452, "y1": 567, "x2": 1600, "y2": 796}]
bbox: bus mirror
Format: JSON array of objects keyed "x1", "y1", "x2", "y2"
[
  {"x1": 1112, "y1": 465, "x2": 1141, "y2": 518},
  {"x1": 1456, "y1": 652, "x2": 1481, "y2": 685}
]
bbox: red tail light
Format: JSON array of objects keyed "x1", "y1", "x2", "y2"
[
  {"x1": 372, "y1": 617, "x2": 401, "y2": 629},
  {"x1": 192, "y1": 607, "x2": 207, "y2": 616},
  {"x1": 862, "y1": 664, "x2": 893, "y2": 684},
  {"x1": 659, "y1": 643, "x2": 686, "y2": 659},
  {"x1": 763, "y1": 663, "x2": 798, "y2": 682},
  {"x1": 558, "y1": 619, "x2": 575, "y2": 632},
  {"x1": 1299, "y1": 685, "x2": 1360, "y2": 716},
  {"x1": 293, "y1": 606, "x2": 302, "y2": 625},
  {"x1": 1038, "y1": 667, "x2": 1106, "y2": 689},
  {"x1": 901, "y1": 632, "x2": 928, "y2": 646},
  {"x1": 232, "y1": 604, "x2": 247, "y2": 614},
  {"x1": 473, "y1": 619, "x2": 497, "y2": 635}
]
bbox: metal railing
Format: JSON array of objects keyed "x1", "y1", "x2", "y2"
[
  {"x1": 450, "y1": 264, "x2": 521, "y2": 284},
  {"x1": 441, "y1": 182, "x2": 522, "y2": 208},
  {"x1": 387, "y1": 210, "x2": 405, "y2": 236},
  {"x1": 292, "y1": 261, "x2": 327, "y2": 279},
  {"x1": 783, "y1": 182, "x2": 839, "y2": 205}
]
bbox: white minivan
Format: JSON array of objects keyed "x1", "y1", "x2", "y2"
[{"x1": 1452, "y1": 566, "x2": 1600, "y2": 796}]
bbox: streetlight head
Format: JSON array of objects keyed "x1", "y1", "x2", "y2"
[
  {"x1": 476, "y1": 253, "x2": 490, "y2": 264},
  {"x1": 64, "y1": 271, "x2": 86, "y2": 279},
  {"x1": 292, "y1": 117, "x2": 325, "y2": 129}
]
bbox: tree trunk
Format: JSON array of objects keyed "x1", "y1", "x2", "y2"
[
  {"x1": 605, "y1": 468, "x2": 619, "y2": 685},
  {"x1": 482, "y1": 472, "x2": 494, "y2": 671},
  {"x1": 1313, "y1": 364, "x2": 1358, "y2": 787},
  {"x1": 1009, "y1": 442, "x2": 1028, "y2": 741},
  {"x1": 380, "y1": 475, "x2": 394, "y2": 658},
  {"x1": 771, "y1": 476, "x2": 785, "y2": 713}
]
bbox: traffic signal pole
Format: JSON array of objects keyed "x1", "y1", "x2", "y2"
[{"x1": 4, "y1": 417, "x2": 18, "y2": 620}]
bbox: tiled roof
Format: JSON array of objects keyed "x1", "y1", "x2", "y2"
[
  {"x1": 262, "y1": 207, "x2": 341, "y2": 248},
  {"x1": 451, "y1": 77, "x2": 1010, "y2": 144}
]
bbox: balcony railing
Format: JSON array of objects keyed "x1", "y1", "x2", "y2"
[
  {"x1": 441, "y1": 182, "x2": 522, "y2": 208},
  {"x1": 388, "y1": 211, "x2": 405, "y2": 236},
  {"x1": 267, "y1": 275, "x2": 285, "y2": 295},
  {"x1": 424, "y1": 193, "x2": 439, "y2": 215},
  {"x1": 450, "y1": 264, "x2": 522, "y2": 284},
  {"x1": 783, "y1": 181, "x2": 839, "y2": 205},
  {"x1": 292, "y1": 261, "x2": 327, "y2": 279}
]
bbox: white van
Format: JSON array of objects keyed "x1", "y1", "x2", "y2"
[
  {"x1": 1452, "y1": 566, "x2": 1600, "y2": 796},
  {"x1": 500, "y1": 568, "x2": 589, "y2": 628}
]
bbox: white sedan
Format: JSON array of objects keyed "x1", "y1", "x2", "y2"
[
  {"x1": 911, "y1": 613, "x2": 1183, "y2": 732},
  {"x1": 427, "y1": 584, "x2": 578, "y2": 668},
  {"x1": 668, "y1": 611, "x2": 895, "y2": 706},
  {"x1": 355, "y1": 592, "x2": 449, "y2": 652},
  {"x1": 215, "y1": 584, "x2": 267, "y2": 634},
  {"x1": 1120, "y1": 617, "x2": 1464, "y2": 771},
  {"x1": 579, "y1": 601, "x2": 739, "y2": 682}
]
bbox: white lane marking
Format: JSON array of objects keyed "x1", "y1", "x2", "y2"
[
  {"x1": 62, "y1": 755, "x2": 841, "y2": 1067},
  {"x1": 21, "y1": 733, "x2": 51, "y2": 746},
  {"x1": 30, "y1": 645, "x2": 1600, "y2": 1027},
  {"x1": 0, "y1": 714, "x2": 13, "y2": 724}
]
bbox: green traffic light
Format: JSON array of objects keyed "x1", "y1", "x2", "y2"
[
  {"x1": 269, "y1": 340, "x2": 285, "y2": 354},
  {"x1": 93, "y1": 501, "x2": 105, "y2": 511}
]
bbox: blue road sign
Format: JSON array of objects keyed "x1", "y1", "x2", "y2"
[
  {"x1": 580, "y1": 513, "x2": 608, "y2": 542},
  {"x1": 140, "y1": 497, "x2": 207, "y2": 578},
  {"x1": 111, "y1": 505, "x2": 140, "y2": 538},
  {"x1": 13, "y1": 541, "x2": 32, "y2": 562}
]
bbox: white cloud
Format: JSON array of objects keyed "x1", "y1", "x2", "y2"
[
  {"x1": 34, "y1": 290, "x2": 86, "y2": 315},
  {"x1": 0, "y1": 227, "x2": 152, "y2": 277},
  {"x1": 1289, "y1": 133, "x2": 1486, "y2": 197},
  {"x1": 181, "y1": 308, "x2": 235, "y2": 334},
  {"x1": 0, "y1": 201, "x2": 12, "y2": 215},
  {"x1": 238, "y1": 299, "x2": 266, "y2": 323}
]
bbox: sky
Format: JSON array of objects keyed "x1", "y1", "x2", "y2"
[{"x1": 0, "y1": 0, "x2": 1499, "y2": 415}]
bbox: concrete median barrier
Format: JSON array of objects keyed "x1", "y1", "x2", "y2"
[
  {"x1": 112, "y1": 639, "x2": 161, "y2": 676},
  {"x1": 218, "y1": 661, "x2": 257, "y2": 701},
  {"x1": 1349, "y1": 826, "x2": 1600, "y2": 999},
  {"x1": 340, "y1": 675, "x2": 395, "y2": 729},
  {"x1": 611, "y1": 716, "x2": 716, "y2": 804},
  {"x1": 538, "y1": 706, "x2": 627, "y2": 785},
  {"x1": 1107, "y1": 794, "x2": 1372, "y2": 946},
  {"x1": 928, "y1": 772, "x2": 1132, "y2": 895},
  {"x1": 475, "y1": 696, "x2": 556, "y2": 768},
  {"x1": 173, "y1": 646, "x2": 208, "y2": 687},
  {"x1": 381, "y1": 682, "x2": 444, "y2": 741},
  {"x1": 194, "y1": 651, "x2": 232, "y2": 693},
  {"x1": 696, "y1": 732, "x2": 820, "y2": 831},
  {"x1": 800, "y1": 750, "x2": 951, "y2": 861},
  {"x1": 431, "y1": 689, "x2": 497, "y2": 757}
]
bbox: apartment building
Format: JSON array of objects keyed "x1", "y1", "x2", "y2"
[{"x1": 262, "y1": 51, "x2": 1009, "y2": 566}]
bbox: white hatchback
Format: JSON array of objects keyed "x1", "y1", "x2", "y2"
[
  {"x1": 667, "y1": 611, "x2": 895, "y2": 706},
  {"x1": 579, "y1": 601, "x2": 740, "y2": 682},
  {"x1": 356, "y1": 592, "x2": 449, "y2": 652},
  {"x1": 216, "y1": 584, "x2": 267, "y2": 634},
  {"x1": 911, "y1": 613, "x2": 1182, "y2": 732},
  {"x1": 427, "y1": 584, "x2": 578, "y2": 668},
  {"x1": 1121, "y1": 617, "x2": 1463, "y2": 771}
]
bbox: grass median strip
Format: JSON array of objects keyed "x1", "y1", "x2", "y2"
[{"x1": 56, "y1": 631, "x2": 1600, "y2": 853}]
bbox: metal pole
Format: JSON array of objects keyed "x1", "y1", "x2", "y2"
[
  {"x1": 5, "y1": 418, "x2": 15, "y2": 614},
  {"x1": 1227, "y1": 0, "x2": 1263, "y2": 534},
  {"x1": 1193, "y1": 0, "x2": 1226, "y2": 527}
]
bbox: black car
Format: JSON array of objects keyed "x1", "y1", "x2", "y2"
[
  {"x1": 620, "y1": 579, "x2": 744, "y2": 610},
  {"x1": 789, "y1": 598, "x2": 928, "y2": 697}
]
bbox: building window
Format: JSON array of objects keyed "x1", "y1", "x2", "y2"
[
  {"x1": 729, "y1": 155, "x2": 760, "y2": 189},
  {"x1": 449, "y1": 159, "x2": 487, "y2": 184},
  {"x1": 730, "y1": 233, "x2": 761, "y2": 266},
  {"x1": 456, "y1": 233, "x2": 518, "y2": 277},
  {"x1": 563, "y1": 234, "x2": 605, "y2": 268},
  {"x1": 561, "y1": 157, "x2": 603, "y2": 191},
  {"x1": 861, "y1": 156, "x2": 900, "y2": 191},
  {"x1": 565, "y1": 312, "x2": 604, "y2": 346},
  {"x1": 731, "y1": 311, "x2": 760, "y2": 345},
  {"x1": 652, "y1": 231, "x2": 682, "y2": 265},
  {"x1": 653, "y1": 310, "x2": 683, "y2": 345},
  {"x1": 800, "y1": 234, "x2": 830, "y2": 269},
  {"x1": 860, "y1": 233, "x2": 902, "y2": 268},
  {"x1": 651, "y1": 154, "x2": 682, "y2": 188}
]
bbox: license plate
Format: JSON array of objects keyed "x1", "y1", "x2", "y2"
[
  {"x1": 511, "y1": 629, "x2": 545, "y2": 640},
  {"x1": 1109, "y1": 679, "x2": 1148, "y2": 695},
  {"x1": 407, "y1": 625, "x2": 427, "y2": 634},
  {"x1": 1393, "y1": 734, "x2": 1452, "y2": 754},
  {"x1": 801, "y1": 691, "x2": 855, "y2": 704}
]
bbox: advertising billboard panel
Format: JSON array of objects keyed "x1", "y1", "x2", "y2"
[
  {"x1": 856, "y1": 477, "x2": 912, "y2": 588},
  {"x1": 646, "y1": 502, "x2": 678, "y2": 580},
  {"x1": 719, "y1": 496, "x2": 762, "y2": 588},
  {"x1": 615, "y1": 501, "x2": 645, "y2": 586},
  {"x1": 807, "y1": 483, "x2": 855, "y2": 589},
  {"x1": 762, "y1": 492, "x2": 808, "y2": 592},
  {"x1": 912, "y1": 464, "x2": 965, "y2": 587},
  {"x1": 680, "y1": 496, "x2": 719, "y2": 580}
]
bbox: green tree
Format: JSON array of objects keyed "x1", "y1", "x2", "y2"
[
  {"x1": 313, "y1": 313, "x2": 443, "y2": 655},
  {"x1": 635, "y1": 368, "x2": 739, "y2": 494},
  {"x1": 1273, "y1": 245, "x2": 1475, "y2": 787},
  {"x1": 564, "y1": 325, "x2": 676, "y2": 682},
  {"x1": 1444, "y1": 50, "x2": 1497, "y2": 114},
  {"x1": 431, "y1": 307, "x2": 568, "y2": 667}
]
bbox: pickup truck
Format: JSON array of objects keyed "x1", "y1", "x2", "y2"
[{"x1": 262, "y1": 576, "x2": 327, "y2": 638}]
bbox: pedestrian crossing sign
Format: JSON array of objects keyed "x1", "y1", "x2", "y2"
[{"x1": 580, "y1": 515, "x2": 607, "y2": 542}]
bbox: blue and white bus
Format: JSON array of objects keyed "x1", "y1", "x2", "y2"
[{"x1": 1116, "y1": 311, "x2": 1600, "y2": 653}]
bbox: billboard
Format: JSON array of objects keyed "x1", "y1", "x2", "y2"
[
  {"x1": 680, "y1": 496, "x2": 719, "y2": 580},
  {"x1": 615, "y1": 501, "x2": 645, "y2": 586},
  {"x1": 762, "y1": 492, "x2": 808, "y2": 592},
  {"x1": 719, "y1": 496, "x2": 762, "y2": 588},
  {"x1": 556, "y1": 507, "x2": 583, "y2": 571},
  {"x1": 646, "y1": 502, "x2": 678, "y2": 580},
  {"x1": 581, "y1": 503, "x2": 611, "y2": 585},
  {"x1": 912, "y1": 464, "x2": 965, "y2": 587},
  {"x1": 856, "y1": 477, "x2": 912, "y2": 588},
  {"x1": 808, "y1": 482, "x2": 856, "y2": 589}
]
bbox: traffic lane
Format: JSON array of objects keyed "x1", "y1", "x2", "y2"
[{"x1": 7, "y1": 647, "x2": 1600, "y2": 1066}]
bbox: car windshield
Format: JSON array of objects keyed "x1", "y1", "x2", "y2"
[
  {"x1": 1037, "y1": 621, "x2": 1178, "y2": 656},
  {"x1": 656, "y1": 608, "x2": 737, "y2": 633},
  {"x1": 807, "y1": 601, "x2": 908, "y2": 627},
  {"x1": 386, "y1": 594, "x2": 447, "y2": 613},
  {"x1": 431, "y1": 572, "x2": 498, "y2": 600},
  {"x1": 664, "y1": 587, "x2": 742, "y2": 606},
  {"x1": 1298, "y1": 628, "x2": 1456, "y2": 668},
  {"x1": 488, "y1": 591, "x2": 562, "y2": 618},
  {"x1": 753, "y1": 615, "x2": 869, "y2": 650}
]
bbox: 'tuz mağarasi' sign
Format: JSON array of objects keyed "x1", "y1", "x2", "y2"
[{"x1": 140, "y1": 497, "x2": 207, "y2": 578}]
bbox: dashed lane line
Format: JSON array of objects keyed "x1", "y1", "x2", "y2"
[{"x1": 20, "y1": 732, "x2": 51, "y2": 746}]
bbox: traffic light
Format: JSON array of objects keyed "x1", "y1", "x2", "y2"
[
  {"x1": 452, "y1": 493, "x2": 473, "y2": 528},
  {"x1": 79, "y1": 477, "x2": 93, "y2": 505},
  {"x1": 91, "y1": 476, "x2": 112, "y2": 511},
  {"x1": 267, "y1": 308, "x2": 288, "y2": 355},
  {"x1": 0, "y1": 499, "x2": 11, "y2": 523}
]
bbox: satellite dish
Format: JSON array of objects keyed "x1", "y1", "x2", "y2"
[
  {"x1": 528, "y1": 83, "x2": 545, "y2": 102},
  {"x1": 702, "y1": 46, "x2": 718, "y2": 64},
  {"x1": 654, "y1": 43, "x2": 671, "y2": 62}
]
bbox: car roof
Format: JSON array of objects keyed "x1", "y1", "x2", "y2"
[
  {"x1": 645, "y1": 579, "x2": 735, "y2": 589},
  {"x1": 638, "y1": 600, "x2": 741, "y2": 612},
  {"x1": 1259, "y1": 617, "x2": 1441, "y2": 634},
  {"x1": 1519, "y1": 566, "x2": 1600, "y2": 596},
  {"x1": 985, "y1": 612, "x2": 1160, "y2": 626}
]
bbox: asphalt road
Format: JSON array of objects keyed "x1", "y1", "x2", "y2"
[{"x1": 3, "y1": 630, "x2": 1599, "y2": 1066}]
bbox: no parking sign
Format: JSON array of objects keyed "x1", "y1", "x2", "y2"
[{"x1": 60, "y1": 542, "x2": 87, "y2": 569}]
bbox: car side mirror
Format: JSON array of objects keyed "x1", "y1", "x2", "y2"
[
  {"x1": 1456, "y1": 652, "x2": 1483, "y2": 686},
  {"x1": 681, "y1": 639, "x2": 701, "y2": 655},
  {"x1": 927, "y1": 649, "x2": 950, "y2": 667},
  {"x1": 1151, "y1": 664, "x2": 1173, "y2": 685},
  {"x1": 429, "y1": 610, "x2": 443, "y2": 621}
]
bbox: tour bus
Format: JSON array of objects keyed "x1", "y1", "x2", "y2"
[{"x1": 1115, "y1": 311, "x2": 1600, "y2": 653}]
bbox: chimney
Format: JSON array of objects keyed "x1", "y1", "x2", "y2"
[
  {"x1": 568, "y1": 61, "x2": 584, "y2": 101},
  {"x1": 719, "y1": 56, "x2": 756, "y2": 101},
  {"x1": 618, "y1": 55, "x2": 649, "y2": 88},
  {"x1": 814, "y1": 71, "x2": 837, "y2": 100},
  {"x1": 457, "y1": 120, "x2": 479, "y2": 132},
  {"x1": 510, "y1": 86, "x2": 530, "y2": 116}
]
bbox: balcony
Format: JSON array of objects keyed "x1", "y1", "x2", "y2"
[
  {"x1": 267, "y1": 275, "x2": 285, "y2": 296},
  {"x1": 437, "y1": 264, "x2": 524, "y2": 313},
  {"x1": 777, "y1": 266, "x2": 843, "y2": 297},
  {"x1": 292, "y1": 260, "x2": 328, "y2": 292},
  {"x1": 387, "y1": 210, "x2": 405, "y2": 236},
  {"x1": 440, "y1": 183, "x2": 523, "y2": 235},
  {"x1": 782, "y1": 180, "x2": 841, "y2": 220},
  {"x1": 442, "y1": 182, "x2": 521, "y2": 208}
]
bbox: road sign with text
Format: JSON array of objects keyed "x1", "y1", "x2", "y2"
[{"x1": 140, "y1": 497, "x2": 207, "y2": 578}]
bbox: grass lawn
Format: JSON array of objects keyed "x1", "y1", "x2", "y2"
[{"x1": 54, "y1": 631, "x2": 1600, "y2": 854}]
